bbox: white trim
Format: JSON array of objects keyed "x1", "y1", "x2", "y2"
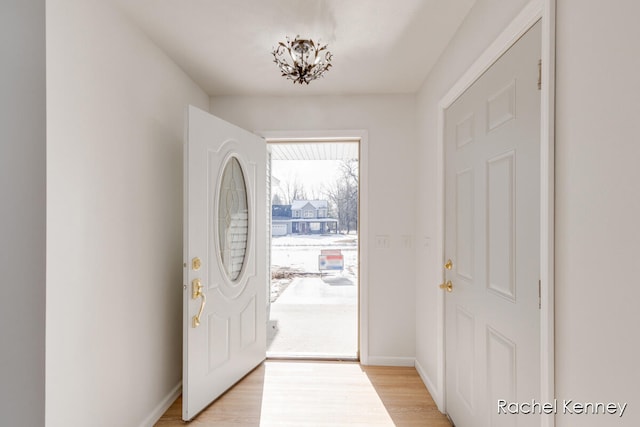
[
  {"x1": 367, "y1": 356, "x2": 415, "y2": 367},
  {"x1": 415, "y1": 359, "x2": 444, "y2": 413},
  {"x1": 359, "y1": 133, "x2": 370, "y2": 365},
  {"x1": 434, "y1": 1, "x2": 555, "y2": 425},
  {"x1": 138, "y1": 382, "x2": 182, "y2": 427},
  {"x1": 539, "y1": 2, "x2": 556, "y2": 427},
  {"x1": 259, "y1": 130, "x2": 362, "y2": 142},
  {"x1": 439, "y1": 0, "x2": 544, "y2": 108},
  {"x1": 258, "y1": 129, "x2": 370, "y2": 365},
  {"x1": 435, "y1": 103, "x2": 446, "y2": 409}
]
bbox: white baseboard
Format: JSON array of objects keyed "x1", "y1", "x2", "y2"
[
  {"x1": 365, "y1": 356, "x2": 415, "y2": 367},
  {"x1": 415, "y1": 359, "x2": 444, "y2": 413},
  {"x1": 139, "y1": 381, "x2": 182, "y2": 427}
]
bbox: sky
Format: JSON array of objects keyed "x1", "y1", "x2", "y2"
[{"x1": 272, "y1": 159, "x2": 344, "y2": 201}]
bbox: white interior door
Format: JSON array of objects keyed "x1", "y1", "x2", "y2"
[
  {"x1": 444, "y1": 21, "x2": 541, "y2": 427},
  {"x1": 183, "y1": 105, "x2": 267, "y2": 420}
]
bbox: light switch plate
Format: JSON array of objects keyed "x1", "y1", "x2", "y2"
[
  {"x1": 401, "y1": 235, "x2": 413, "y2": 249},
  {"x1": 375, "y1": 235, "x2": 390, "y2": 248}
]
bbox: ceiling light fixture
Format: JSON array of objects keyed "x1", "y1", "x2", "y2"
[{"x1": 272, "y1": 36, "x2": 333, "y2": 85}]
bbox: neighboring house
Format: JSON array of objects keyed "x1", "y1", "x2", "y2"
[
  {"x1": 272, "y1": 200, "x2": 338, "y2": 235},
  {"x1": 271, "y1": 204, "x2": 292, "y2": 236},
  {"x1": 291, "y1": 200, "x2": 328, "y2": 219}
]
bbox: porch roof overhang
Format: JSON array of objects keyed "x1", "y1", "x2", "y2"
[{"x1": 270, "y1": 142, "x2": 358, "y2": 161}]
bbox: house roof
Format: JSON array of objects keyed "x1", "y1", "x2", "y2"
[{"x1": 291, "y1": 200, "x2": 328, "y2": 210}]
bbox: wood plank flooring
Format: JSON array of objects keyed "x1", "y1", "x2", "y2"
[{"x1": 156, "y1": 361, "x2": 451, "y2": 426}]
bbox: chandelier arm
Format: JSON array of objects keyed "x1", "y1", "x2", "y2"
[{"x1": 271, "y1": 36, "x2": 332, "y2": 84}]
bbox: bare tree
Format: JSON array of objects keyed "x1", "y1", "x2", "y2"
[
  {"x1": 340, "y1": 159, "x2": 359, "y2": 186},
  {"x1": 307, "y1": 187, "x2": 322, "y2": 201},
  {"x1": 323, "y1": 159, "x2": 358, "y2": 233},
  {"x1": 281, "y1": 174, "x2": 307, "y2": 204}
]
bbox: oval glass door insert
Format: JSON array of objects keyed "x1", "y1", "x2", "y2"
[{"x1": 218, "y1": 157, "x2": 249, "y2": 282}]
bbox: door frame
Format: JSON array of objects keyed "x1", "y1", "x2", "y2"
[
  {"x1": 257, "y1": 129, "x2": 370, "y2": 364},
  {"x1": 434, "y1": 1, "x2": 556, "y2": 426}
]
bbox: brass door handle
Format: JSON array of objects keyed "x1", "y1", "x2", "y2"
[
  {"x1": 439, "y1": 280, "x2": 453, "y2": 292},
  {"x1": 444, "y1": 259, "x2": 453, "y2": 270},
  {"x1": 192, "y1": 278, "x2": 206, "y2": 328}
]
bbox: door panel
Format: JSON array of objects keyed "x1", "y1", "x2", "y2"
[
  {"x1": 455, "y1": 168, "x2": 474, "y2": 281},
  {"x1": 444, "y1": 21, "x2": 541, "y2": 427},
  {"x1": 455, "y1": 306, "x2": 475, "y2": 410},
  {"x1": 486, "y1": 151, "x2": 515, "y2": 300},
  {"x1": 183, "y1": 105, "x2": 266, "y2": 420}
]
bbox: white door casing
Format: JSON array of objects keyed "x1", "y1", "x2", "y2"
[
  {"x1": 444, "y1": 21, "x2": 541, "y2": 427},
  {"x1": 183, "y1": 105, "x2": 266, "y2": 420},
  {"x1": 260, "y1": 130, "x2": 370, "y2": 364}
]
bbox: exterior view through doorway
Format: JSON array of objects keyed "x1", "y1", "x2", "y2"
[{"x1": 266, "y1": 140, "x2": 360, "y2": 360}]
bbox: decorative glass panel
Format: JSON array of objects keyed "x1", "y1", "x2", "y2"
[{"x1": 218, "y1": 157, "x2": 249, "y2": 282}]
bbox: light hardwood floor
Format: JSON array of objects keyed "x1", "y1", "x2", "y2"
[{"x1": 156, "y1": 361, "x2": 452, "y2": 426}]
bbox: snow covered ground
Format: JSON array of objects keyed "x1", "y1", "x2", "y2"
[
  {"x1": 271, "y1": 233, "x2": 358, "y2": 276},
  {"x1": 270, "y1": 233, "x2": 358, "y2": 303}
]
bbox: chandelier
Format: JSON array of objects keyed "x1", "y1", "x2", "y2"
[{"x1": 272, "y1": 36, "x2": 333, "y2": 85}]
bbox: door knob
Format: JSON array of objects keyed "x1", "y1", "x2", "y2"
[
  {"x1": 439, "y1": 280, "x2": 453, "y2": 292},
  {"x1": 444, "y1": 259, "x2": 453, "y2": 270}
]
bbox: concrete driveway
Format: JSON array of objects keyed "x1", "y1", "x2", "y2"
[{"x1": 267, "y1": 275, "x2": 358, "y2": 358}]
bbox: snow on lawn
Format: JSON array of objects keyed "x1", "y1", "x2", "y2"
[
  {"x1": 271, "y1": 234, "x2": 358, "y2": 276},
  {"x1": 271, "y1": 234, "x2": 357, "y2": 247}
]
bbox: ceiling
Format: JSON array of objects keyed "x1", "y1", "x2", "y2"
[
  {"x1": 270, "y1": 142, "x2": 359, "y2": 161},
  {"x1": 112, "y1": 0, "x2": 475, "y2": 97}
]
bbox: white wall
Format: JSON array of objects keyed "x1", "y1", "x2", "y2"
[
  {"x1": 414, "y1": 0, "x2": 531, "y2": 401},
  {"x1": 0, "y1": 1, "x2": 46, "y2": 426},
  {"x1": 417, "y1": 0, "x2": 640, "y2": 424},
  {"x1": 211, "y1": 95, "x2": 417, "y2": 363},
  {"x1": 46, "y1": 0, "x2": 209, "y2": 425},
  {"x1": 555, "y1": 1, "x2": 640, "y2": 425}
]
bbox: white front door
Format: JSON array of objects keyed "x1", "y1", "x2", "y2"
[
  {"x1": 183, "y1": 105, "x2": 267, "y2": 420},
  {"x1": 444, "y1": 21, "x2": 541, "y2": 427}
]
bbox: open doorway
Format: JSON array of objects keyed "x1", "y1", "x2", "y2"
[{"x1": 266, "y1": 140, "x2": 360, "y2": 359}]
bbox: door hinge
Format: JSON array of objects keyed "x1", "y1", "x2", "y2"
[
  {"x1": 537, "y1": 59, "x2": 542, "y2": 90},
  {"x1": 538, "y1": 279, "x2": 542, "y2": 309}
]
